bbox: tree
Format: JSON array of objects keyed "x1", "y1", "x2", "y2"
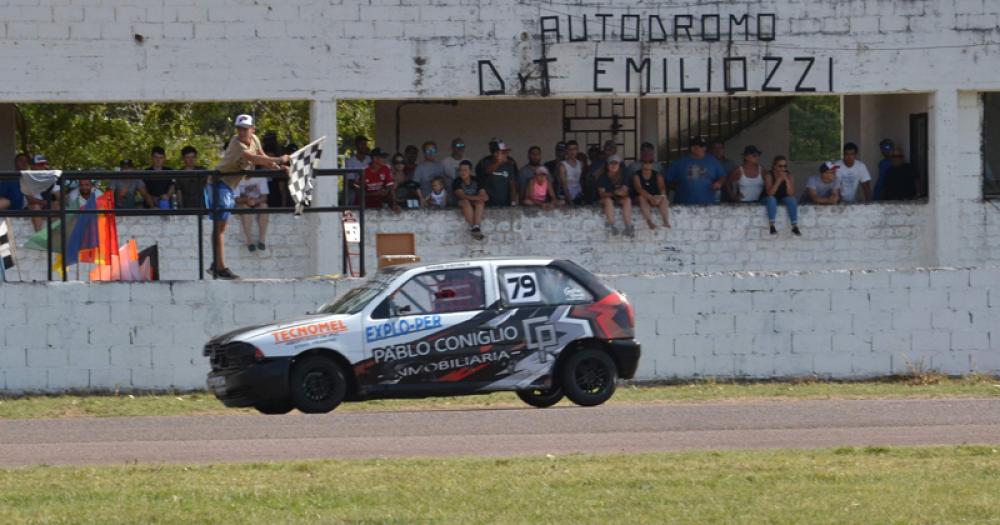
[{"x1": 789, "y1": 96, "x2": 841, "y2": 161}]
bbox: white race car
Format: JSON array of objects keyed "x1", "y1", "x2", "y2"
[{"x1": 205, "y1": 258, "x2": 640, "y2": 414}]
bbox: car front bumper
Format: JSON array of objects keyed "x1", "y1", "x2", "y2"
[
  {"x1": 207, "y1": 358, "x2": 291, "y2": 408},
  {"x1": 608, "y1": 339, "x2": 641, "y2": 380}
]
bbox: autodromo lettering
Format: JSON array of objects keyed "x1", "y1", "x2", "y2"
[
  {"x1": 272, "y1": 320, "x2": 348, "y2": 344},
  {"x1": 373, "y1": 326, "x2": 518, "y2": 363},
  {"x1": 365, "y1": 315, "x2": 443, "y2": 342}
]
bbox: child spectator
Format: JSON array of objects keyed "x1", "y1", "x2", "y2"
[
  {"x1": 425, "y1": 176, "x2": 449, "y2": 208},
  {"x1": 354, "y1": 148, "x2": 395, "y2": 209},
  {"x1": 596, "y1": 155, "x2": 634, "y2": 237},
  {"x1": 632, "y1": 159, "x2": 670, "y2": 230},
  {"x1": 391, "y1": 153, "x2": 422, "y2": 211},
  {"x1": 804, "y1": 162, "x2": 842, "y2": 205},
  {"x1": 236, "y1": 176, "x2": 270, "y2": 252},
  {"x1": 452, "y1": 160, "x2": 487, "y2": 240},
  {"x1": 763, "y1": 156, "x2": 800, "y2": 236},
  {"x1": 522, "y1": 166, "x2": 560, "y2": 210}
]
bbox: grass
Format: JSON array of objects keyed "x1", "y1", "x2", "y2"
[
  {"x1": 1, "y1": 446, "x2": 999, "y2": 524},
  {"x1": 1, "y1": 375, "x2": 998, "y2": 419}
]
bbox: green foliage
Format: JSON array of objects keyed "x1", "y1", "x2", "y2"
[
  {"x1": 789, "y1": 96, "x2": 841, "y2": 161},
  {"x1": 14, "y1": 100, "x2": 376, "y2": 170},
  {"x1": 337, "y1": 99, "x2": 375, "y2": 155}
]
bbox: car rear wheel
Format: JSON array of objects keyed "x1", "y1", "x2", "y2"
[
  {"x1": 253, "y1": 400, "x2": 294, "y2": 415},
  {"x1": 516, "y1": 386, "x2": 564, "y2": 408},
  {"x1": 561, "y1": 348, "x2": 617, "y2": 407},
  {"x1": 290, "y1": 355, "x2": 347, "y2": 414}
]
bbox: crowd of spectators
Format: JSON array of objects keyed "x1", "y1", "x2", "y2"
[{"x1": 343, "y1": 134, "x2": 923, "y2": 240}]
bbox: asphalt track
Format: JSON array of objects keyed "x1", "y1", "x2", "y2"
[{"x1": 2, "y1": 398, "x2": 999, "y2": 467}]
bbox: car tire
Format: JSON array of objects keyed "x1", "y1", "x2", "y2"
[
  {"x1": 253, "y1": 400, "x2": 294, "y2": 415},
  {"x1": 516, "y1": 386, "x2": 564, "y2": 408},
  {"x1": 290, "y1": 355, "x2": 348, "y2": 414},
  {"x1": 561, "y1": 348, "x2": 617, "y2": 407}
]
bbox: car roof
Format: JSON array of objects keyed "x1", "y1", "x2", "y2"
[{"x1": 379, "y1": 257, "x2": 557, "y2": 274}]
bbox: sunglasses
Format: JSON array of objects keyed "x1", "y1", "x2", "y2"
[{"x1": 454, "y1": 144, "x2": 465, "y2": 148}]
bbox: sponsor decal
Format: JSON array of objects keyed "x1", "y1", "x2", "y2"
[
  {"x1": 366, "y1": 315, "x2": 443, "y2": 343},
  {"x1": 522, "y1": 317, "x2": 559, "y2": 362},
  {"x1": 272, "y1": 320, "x2": 348, "y2": 344},
  {"x1": 372, "y1": 326, "x2": 519, "y2": 363},
  {"x1": 396, "y1": 350, "x2": 512, "y2": 378}
]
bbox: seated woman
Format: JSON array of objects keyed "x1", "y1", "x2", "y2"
[
  {"x1": 522, "y1": 166, "x2": 561, "y2": 210},
  {"x1": 632, "y1": 159, "x2": 670, "y2": 229},
  {"x1": 596, "y1": 155, "x2": 634, "y2": 237},
  {"x1": 763, "y1": 156, "x2": 801, "y2": 236}
]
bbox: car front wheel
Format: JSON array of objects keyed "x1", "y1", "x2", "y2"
[
  {"x1": 253, "y1": 400, "x2": 294, "y2": 415},
  {"x1": 516, "y1": 386, "x2": 564, "y2": 408},
  {"x1": 561, "y1": 348, "x2": 617, "y2": 407},
  {"x1": 290, "y1": 355, "x2": 347, "y2": 414}
]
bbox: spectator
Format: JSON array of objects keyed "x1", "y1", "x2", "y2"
[
  {"x1": 176, "y1": 145, "x2": 206, "y2": 209},
  {"x1": 452, "y1": 160, "x2": 487, "y2": 239},
  {"x1": 414, "y1": 141, "x2": 447, "y2": 202},
  {"x1": 558, "y1": 140, "x2": 586, "y2": 205},
  {"x1": 259, "y1": 132, "x2": 286, "y2": 208},
  {"x1": 67, "y1": 179, "x2": 102, "y2": 208},
  {"x1": 804, "y1": 162, "x2": 842, "y2": 205},
  {"x1": 543, "y1": 142, "x2": 566, "y2": 189},
  {"x1": 627, "y1": 141, "x2": 660, "y2": 178},
  {"x1": 834, "y1": 142, "x2": 872, "y2": 203},
  {"x1": 25, "y1": 154, "x2": 63, "y2": 231},
  {"x1": 440, "y1": 138, "x2": 467, "y2": 180},
  {"x1": 424, "y1": 176, "x2": 449, "y2": 209},
  {"x1": 390, "y1": 153, "x2": 422, "y2": 210},
  {"x1": 665, "y1": 137, "x2": 727, "y2": 205},
  {"x1": 402, "y1": 145, "x2": 419, "y2": 178},
  {"x1": 596, "y1": 155, "x2": 634, "y2": 237},
  {"x1": 210, "y1": 114, "x2": 289, "y2": 280},
  {"x1": 632, "y1": 159, "x2": 670, "y2": 230},
  {"x1": 522, "y1": 165, "x2": 560, "y2": 210},
  {"x1": 475, "y1": 138, "x2": 518, "y2": 207},
  {"x1": 1, "y1": 154, "x2": 27, "y2": 212},
  {"x1": 354, "y1": 147, "x2": 395, "y2": 209},
  {"x1": 344, "y1": 135, "x2": 371, "y2": 205},
  {"x1": 872, "y1": 138, "x2": 894, "y2": 201},
  {"x1": 764, "y1": 156, "x2": 800, "y2": 236},
  {"x1": 519, "y1": 145, "x2": 546, "y2": 190},
  {"x1": 235, "y1": 176, "x2": 270, "y2": 252},
  {"x1": 589, "y1": 139, "x2": 618, "y2": 178},
  {"x1": 727, "y1": 145, "x2": 765, "y2": 203},
  {"x1": 145, "y1": 146, "x2": 177, "y2": 209},
  {"x1": 879, "y1": 147, "x2": 920, "y2": 201},
  {"x1": 710, "y1": 140, "x2": 738, "y2": 182},
  {"x1": 112, "y1": 159, "x2": 155, "y2": 210}
]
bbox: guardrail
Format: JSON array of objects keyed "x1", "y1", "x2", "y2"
[{"x1": 0, "y1": 168, "x2": 365, "y2": 281}]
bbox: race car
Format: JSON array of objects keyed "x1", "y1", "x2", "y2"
[{"x1": 205, "y1": 258, "x2": 640, "y2": 414}]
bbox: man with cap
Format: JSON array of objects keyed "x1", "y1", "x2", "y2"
[
  {"x1": 665, "y1": 137, "x2": 727, "y2": 205},
  {"x1": 475, "y1": 138, "x2": 518, "y2": 207},
  {"x1": 440, "y1": 138, "x2": 467, "y2": 181},
  {"x1": 833, "y1": 142, "x2": 872, "y2": 203},
  {"x1": 873, "y1": 138, "x2": 894, "y2": 202},
  {"x1": 209, "y1": 114, "x2": 289, "y2": 279},
  {"x1": 805, "y1": 162, "x2": 842, "y2": 205},
  {"x1": 354, "y1": 147, "x2": 395, "y2": 209}
]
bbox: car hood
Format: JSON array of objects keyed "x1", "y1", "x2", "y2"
[{"x1": 209, "y1": 315, "x2": 333, "y2": 345}]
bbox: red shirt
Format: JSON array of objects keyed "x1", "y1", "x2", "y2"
[{"x1": 354, "y1": 164, "x2": 395, "y2": 208}]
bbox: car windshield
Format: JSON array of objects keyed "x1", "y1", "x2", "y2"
[{"x1": 317, "y1": 269, "x2": 402, "y2": 315}]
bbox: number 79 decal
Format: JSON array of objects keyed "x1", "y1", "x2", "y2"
[{"x1": 503, "y1": 272, "x2": 539, "y2": 304}]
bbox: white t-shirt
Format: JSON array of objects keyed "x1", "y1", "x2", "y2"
[
  {"x1": 236, "y1": 177, "x2": 270, "y2": 199},
  {"x1": 834, "y1": 159, "x2": 871, "y2": 202}
]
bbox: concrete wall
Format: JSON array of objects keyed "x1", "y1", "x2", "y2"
[{"x1": 3, "y1": 266, "x2": 999, "y2": 393}]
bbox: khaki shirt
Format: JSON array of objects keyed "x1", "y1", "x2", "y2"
[{"x1": 215, "y1": 134, "x2": 264, "y2": 190}]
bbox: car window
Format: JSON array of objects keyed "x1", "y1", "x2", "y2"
[
  {"x1": 497, "y1": 266, "x2": 593, "y2": 306},
  {"x1": 385, "y1": 268, "x2": 486, "y2": 316}
]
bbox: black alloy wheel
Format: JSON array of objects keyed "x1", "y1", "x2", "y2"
[
  {"x1": 290, "y1": 355, "x2": 348, "y2": 414},
  {"x1": 561, "y1": 348, "x2": 617, "y2": 407},
  {"x1": 516, "y1": 386, "x2": 565, "y2": 408}
]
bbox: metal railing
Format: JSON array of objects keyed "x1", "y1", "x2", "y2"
[{"x1": 0, "y1": 168, "x2": 365, "y2": 281}]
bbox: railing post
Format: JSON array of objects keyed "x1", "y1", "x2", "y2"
[
  {"x1": 211, "y1": 178, "x2": 220, "y2": 279},
  {"x1": 59, "y1": 178, "x2": 68, "y2": 281},
  {"x1": 197, "y1": 175, "x2": 205, "y2": 280},
  {"x1": 358, "y1": 170, "x2": 365, "y2": 277}
]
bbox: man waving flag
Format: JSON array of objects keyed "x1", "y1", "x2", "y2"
[{"x1": 287, "y1": 136, "x2": 326, "y2": 216}]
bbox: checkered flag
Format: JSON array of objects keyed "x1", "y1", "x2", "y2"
[
  {"x1": 287, "y1": 136, "x2": 326, "y2": 216},
  {"x1": 0, "y1": 219, "x2": 15, "y2": 278}
]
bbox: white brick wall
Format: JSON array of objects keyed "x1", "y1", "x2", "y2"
[{"x1": 2, "y1": 266, "x2": 998, "y2": 393}]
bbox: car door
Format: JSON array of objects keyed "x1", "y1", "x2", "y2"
[{"x1": 362, "y1": 265, "x2": 502, "y2": 394}]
